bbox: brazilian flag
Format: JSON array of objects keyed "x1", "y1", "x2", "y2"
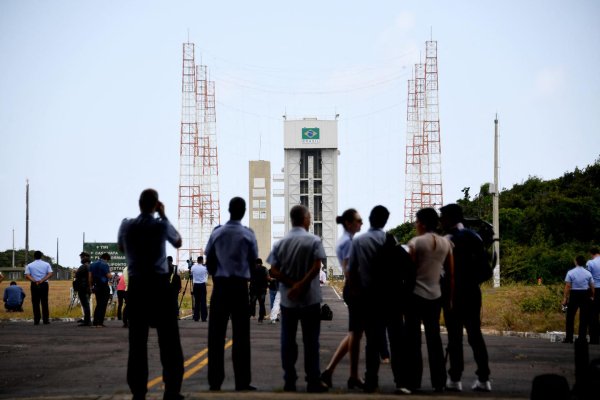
[{"x1": 302, "y1": 128, "x2": 320, "y2": 140}]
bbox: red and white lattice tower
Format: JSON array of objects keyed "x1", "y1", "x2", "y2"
[
  {"x1": 404, "y1": 40, "x2": 443, "y2": 221},
  {"x1": 177, "y1": 42, "x2": 220, "y2": 267},
  {"x1": 196, "y1": 64, "x2": 220, "y2": 249}
]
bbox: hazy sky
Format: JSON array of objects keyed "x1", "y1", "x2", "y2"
[{"x1": 1, "y1": 0, "x2": 599, "y2": 268}]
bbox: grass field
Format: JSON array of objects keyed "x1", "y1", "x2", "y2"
[
  {"x1": 1, "y1": 279, "x2": 570, "y2": 333},
  {"x1": 328, "y1": 279, "x2": 569, "y2": 333},
  {"x1": 0, "y1": 279, "x2": 204, "y2": 321}
]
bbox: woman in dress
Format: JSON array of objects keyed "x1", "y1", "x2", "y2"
[{"x1": 320, "y1": 208, "x2": 365, "y2": 389}]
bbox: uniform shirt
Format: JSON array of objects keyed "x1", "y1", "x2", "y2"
[
  {"x1": 267, "y1": 227, "x2": 326, "y2": 308},
  {"x1": 90, "y1": 259, "x2": 111, "y2": 285},
  {"x1": 565, "y1": 266, "x2": 594, "y2": 290},
  {"x1": 118, "y1": 213, "x2": 181, "y2": 277},
  {"x1": 204, "y1": 220, "x2": 258, "y2": 279},
  {"x1": 336, "y1": 230, "x2": 353, "y2": 269},
  {"x1": 348, "y1": 227, "x2": 387, "y2": 290},
  {"x1": 4, "y1": 285, "x2": 25, "y2": 306},
  {"x1": 408, "y1": 232, "x2": 452, "y2": 300},
  {"x1": 25, "y1": 259, "x2": 53, "y2": 282},
  {"x1": 586, "y1": 257, "x2": 600, "y2": 289},
  {"x1": 191, "y1": 263, "x2": 208, "y2": 284}
]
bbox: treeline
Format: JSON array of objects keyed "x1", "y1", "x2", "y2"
[{"x1": 390, "y1": 157, "x2": 600, "y2": 284}]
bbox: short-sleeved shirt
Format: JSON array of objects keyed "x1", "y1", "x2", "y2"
[
  {"x1": 408, "y1": 232, "x2": 452, "y2": 300},
  {"x1": 347, "y1": 227, "x2": 387, "y2": 290},
  {"x1": 118, "y1": 213, "x2": 181, "y2": 277},
  {"x1": 90, "y1": 259, "x2": 111, "y2": 286},
  {"x1": 586, "y1": 257, "x2": 600, "y2": 289},
  {"x1": 565, "y1": 266, "x2": 594, "y2": 291},
  {"x1": 204, "y1": 220, "x2": 258, "y2": 279},
  {"x1": 267, "y1": 227, "x2": 326, "y2": 308},
  {"x1": 191, "y1": 263, "x2": 208, "y2": 284},
  {"x1": 25, "y1": 259, "x2": 53, "y2": 282},
  {"x1": 336, "y1": 231, "x2": 353, "y2": 271}
]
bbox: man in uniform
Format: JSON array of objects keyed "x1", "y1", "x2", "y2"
[
  {"x1": 24, "y1": 250, "x2": 53, "y2": 325},
  {"x1": 89, "y1": 253, "x2": 112, "y2": 327},
  {"x1": 267, "y1": 205, "x2": 328, "y2": 393},
  {"x1": 118, "y1": 188, "x2": 184, "y2": 400},
  {"x1": 74, "y1": 251, "x2": 92, "y2": 326},
  {"x1": 205, "y1": 197, "x2": 258, "y2": 391},
  {"x1": 191, "y1": 256, "x2": 208, "y2": 322}
]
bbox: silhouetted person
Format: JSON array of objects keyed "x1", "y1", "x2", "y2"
[
  {"x1": 89, "y1": 252, "x2": 112, "y2": 327},
  {"x1": 118, "y1": 188, "x2": 184, "y2": 400},
  {"x1": 441, "y1": 203, "x2": 492, "y2": 392},
  {"x1": 205, "y1": 197, "x2": 258, "y2": 391}
]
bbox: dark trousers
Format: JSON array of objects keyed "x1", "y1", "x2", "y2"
[
  {"x1": 363, "y1": 299, "x2": 385, "y2": 389},
  {"x1": 280, "y1": 303, "x2": 321, "y2": 386},
  {"x1": 30, "y1": 282, "x2": 49, "y2": 324},
  {"x1": 566, "y1": 290, "x2": 592, "y2": 342},
  {"x1": 386, "y1": 301, "x2": 410, "y2": 389},
  {"x1": 589, "y1": 294, "x2": 600, "y2": 344},
  {"x1": 208, "y1": 277, "x2": 251, "y2": 389},
  {"x1": 405, "y1": 294, "x2": 446, "y2": 390},
  {"x1": 249, "y1": 290, "x2": 267, "y2": 321},
  {"x1": 193, "y1": 283, "x2": 208, "y2": 322},
  {"x1": 77, "y1": 290, "x2": 91, "y2": 324},
  {"x1": 127, "y1": 273, "x2": 183, "y2": 399},
  {"x1": 443, "y1": 287, "x2": 490, "y2": 382},
  {"x1": 93, "y1": 285, "x2": 110, "y2": 326},
  {"x1": 117, "y1": 290, "x2": 127, "y2": 321}
]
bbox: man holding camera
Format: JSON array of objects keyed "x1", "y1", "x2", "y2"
[{"x1": 118, "y1": 188, "x2": 184, "y2": 400}]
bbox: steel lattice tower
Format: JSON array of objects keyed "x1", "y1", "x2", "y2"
[
  {"x1": 177, "y1": 42, "x2": 220, "y2": 267},
  {"x1": 404, "y1": 40, "x2": 443, "y2": 221}
]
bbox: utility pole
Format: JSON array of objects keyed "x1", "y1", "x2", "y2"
[
  {"x1": 492, "y1": 116, "x2": 501, "y2": 287},
  {"x1": 12, "y1": 228, "x2": 15, "y2": 268},
  {"x1": 25, "y1": 179, "x2": 29, "y2": 267}
]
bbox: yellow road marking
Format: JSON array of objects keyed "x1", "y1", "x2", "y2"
[{"x1": 147, "y1": 339, "x2": 233, "y2": 389}]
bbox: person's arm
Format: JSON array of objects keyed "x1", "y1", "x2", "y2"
[
  {"x1": 159, "y1": 202, "x2": 182, "y2": 248},
  {"x1": 287, "y1": 259, "x2": 322, "y2": 301},
  {"x1": 88, "y1": 270, "x2": 94, "y2": 292},
  {"x1": 269, "y1": 264, "x2": 297, "y2": 287},
  {"x1": 38, "y1": 271, "x2": 53, "y2": 284},
  {"x1": 444, "y1": 250, "x2": 455, "y2": 309},
  {"x1": 563, "y1": 282, "x2": 571, "y2": 305}
]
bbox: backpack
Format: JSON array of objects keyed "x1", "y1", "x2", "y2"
[
  {"x1": 320, "y1": 303, "x2": 333, "y2": 320},
  {"x1": 451, "y1": 228, "x2": 493, "y2": 285}
]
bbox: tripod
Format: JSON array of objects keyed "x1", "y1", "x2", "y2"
[{"x1": 178, "y1": 258, "x2": 195, "y2": 314}]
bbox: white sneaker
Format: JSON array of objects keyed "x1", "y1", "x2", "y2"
[
  {"x1": 446, "y1": 378, "x2": 462, "y2": 392},
  {"x1": 472, "y1": 379, "x2": 492, "y2": 392}
]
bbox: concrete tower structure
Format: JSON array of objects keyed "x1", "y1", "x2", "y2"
[
  {"x1": 283, "y1": 118, "x2": 339, "y2": 275},
  {"x1": 249, "y1": 160, "x2": 272, "y2": 262}
]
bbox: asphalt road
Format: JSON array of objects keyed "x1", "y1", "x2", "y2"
[{"x1": 0, "y1": 285, "x2": 598, "y2": 399}]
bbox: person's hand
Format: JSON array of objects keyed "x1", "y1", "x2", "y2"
[
  {"x1": 287, "y1": 282, "x2": 302, "y2": 302},
  {"x1": 156, "y1": 201, "x2": 166, "y2": 218}
]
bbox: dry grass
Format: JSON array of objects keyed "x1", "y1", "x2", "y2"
[
  {"x1": 2, "y1": 279, "x2": 567, "y2": 333},
  {"x1": 0, "y1": 278, "x2": 205, "y2": 321},
  {"x1": 328, "y1": 278, "x2": 566, "y2": 333}
]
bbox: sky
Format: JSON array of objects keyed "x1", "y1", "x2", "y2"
[{"x1": 1, "y1": 0, "x2": 599, "y2": 268}]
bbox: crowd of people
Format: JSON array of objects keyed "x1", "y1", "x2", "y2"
[{"x1": 10, "y1": 190, "x2": 600, "y2": 399}]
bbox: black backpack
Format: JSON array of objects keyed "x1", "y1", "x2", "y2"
[{"x1": 320, "y1": 303, "x2": 333, "y2": 320}]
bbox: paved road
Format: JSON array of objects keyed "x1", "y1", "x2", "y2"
[{"x1": 0, "y1": 285, "x2": 598, "y2": 399}]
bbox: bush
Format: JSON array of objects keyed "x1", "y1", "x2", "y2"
[{"x1": 520, "y1": 285, "x2": 563, "y2": 313}]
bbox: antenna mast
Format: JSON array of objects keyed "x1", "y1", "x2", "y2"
[
  {"x1": 404, "y1": 39, "x2": 443, "y2": 221},
  {"x1": 177, "y1": 42, "x2": 220, "y2": 268}
]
